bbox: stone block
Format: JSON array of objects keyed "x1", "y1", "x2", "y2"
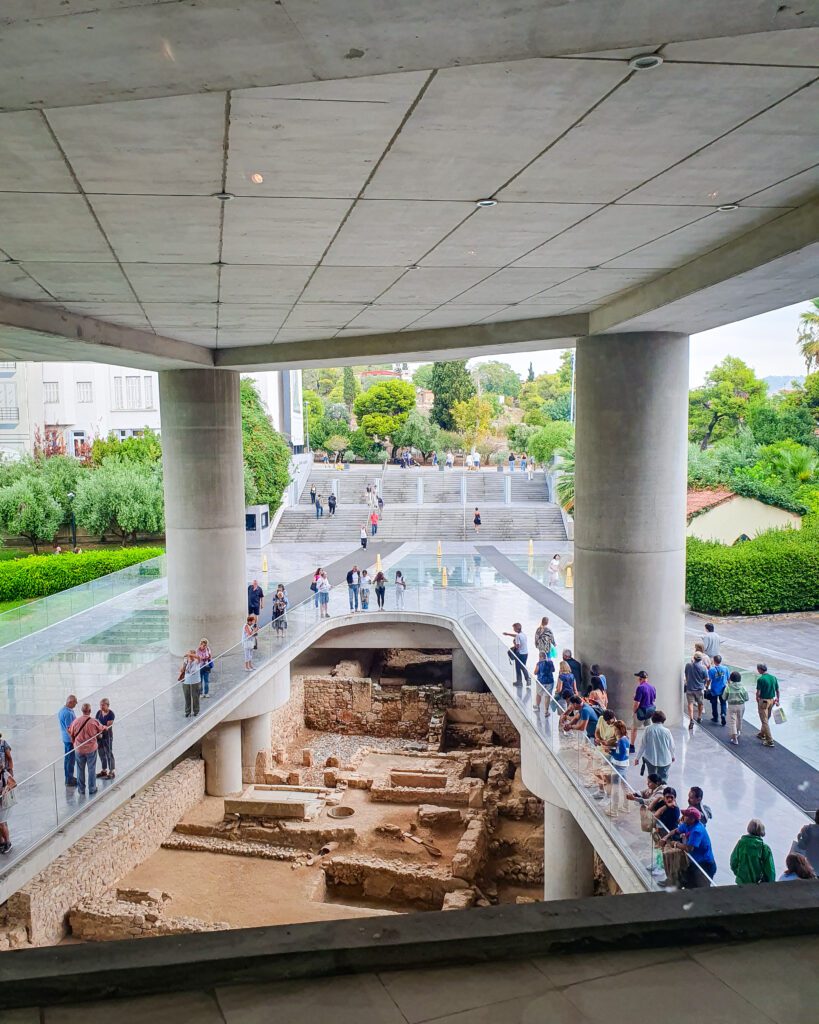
[
  {"x1": 417, "y1": 805, "x2": 463, "y2": 828},
  {"x1": 390, "y1": 770, "x2": 447, "y2": 788},
  {"x1": 323, "y1": 768, "x2": 338, "y2": 787},
  {"x1": 302, "y1": 749, "x2": 313, "y2": 767}
]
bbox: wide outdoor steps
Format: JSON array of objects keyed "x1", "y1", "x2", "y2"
[
  {"x1": 275, "y1": 503, "x2": 567, "y2": 541},
  {"x1": 300, "y1": 469, "x2": 550, "y2": 505}
]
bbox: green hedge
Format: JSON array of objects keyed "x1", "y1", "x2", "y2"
[
  {"x1": 686, "y1": 528, "x2": 819, "y2": 615},
  {"x1": 0, "y1": 547, "x2": 164, "y2": 601}
]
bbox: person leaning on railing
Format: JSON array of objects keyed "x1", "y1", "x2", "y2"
[{"x1": 0, "y1": 733, "x2": 16, "y2": 854}]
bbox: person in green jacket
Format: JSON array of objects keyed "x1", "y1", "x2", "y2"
[{"x1": 730, "y1": 819, "x2": 776, "y2": 885}]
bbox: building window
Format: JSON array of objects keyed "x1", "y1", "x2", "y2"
[
  {"x1": 143, "y1": 376, "x2": 154, "y2": 409},
  {"x1": 0, "y1": 381, "x2": 18, "y2": 422},
  {"x1": 71, "y1": 430, "x2": 86, "y2": 458},
  {"x1": 126, "y1": 376, "x2": 140, "y2": 410},
  {"x1": 0, "y1": 361, "x2": 15, "y2": 369},
  {"x1": 113, "y1": 376, "x2": 124, "y2": 410},
  {"x1": 76, "y1": 381, "x2": 93, "y2": 403},
  {"x1": 43, "y1": 382, "x2": 59, "y2": 403}
]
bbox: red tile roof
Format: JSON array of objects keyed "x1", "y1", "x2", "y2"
[{"x1": 686, "y1": 488, "x2": 735, "y2": 520}]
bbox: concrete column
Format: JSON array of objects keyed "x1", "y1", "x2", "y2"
[
  {"x1": 574, "y1": 332, "x2": 688, "y2": 724},
  {"x1": 241, "y1": 711, "x2": 272, "y2": 784},
  {"x1": 520, "y1": 735, "x2": 594, "y2": 900},
  {"x1": 201, "y1": 721, "x2": 243, "y2": 796},
  {"x1": 416, "y1": 476, "x2": 423, "y2": 505},
  {"x1": 159, "y1": 369, "x2": 246, "y2": 656}
]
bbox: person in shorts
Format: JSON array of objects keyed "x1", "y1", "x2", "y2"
[{"x1": 629, "y1": 670, "x2": 656, "y2": 753}]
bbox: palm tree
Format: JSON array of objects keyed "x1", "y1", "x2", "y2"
[
  {"x1": 554, "y1": 439, "x2": 575, "y2": 513},
  {"x1": 797, "y1": 299, "x2": 819, "y2": 373},
  {"x1": 770, "y1": 443, "x2": 818, "y2": 487}
]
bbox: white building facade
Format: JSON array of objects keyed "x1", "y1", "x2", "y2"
[{"x1": 0, "y1": 363, "x2": 303, "y2": 459}]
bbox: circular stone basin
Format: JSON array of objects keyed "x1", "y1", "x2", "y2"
[{"x1": 327, "y1": 806, "x2": 355, "y2": 819}]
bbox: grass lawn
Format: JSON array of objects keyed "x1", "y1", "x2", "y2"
[{"x1": 0, "y1": 597, "x2": 35, "y2": 613}]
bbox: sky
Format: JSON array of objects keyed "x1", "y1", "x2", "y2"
[{"x1": 458, "y1": 300, "x2": 813, "y2": 388}]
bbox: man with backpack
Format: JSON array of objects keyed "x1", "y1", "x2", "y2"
[{"x1": 68, "y1": 703, "x2": 106, "y2": 796}]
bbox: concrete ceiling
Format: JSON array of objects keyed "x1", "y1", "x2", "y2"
[{"x1": 0, "y1": 2, "x2": 817, "y2": 370}]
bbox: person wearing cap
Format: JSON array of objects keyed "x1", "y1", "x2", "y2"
[
  {"x1": 629, "y1": 670, "x2": 656, "y2": 753},
  {"x1": 660, "y1": 807, "x2": 716, "y2": 888},
  {"x1": 684, "y1": 651, "x2": 709, "y2": 729}
]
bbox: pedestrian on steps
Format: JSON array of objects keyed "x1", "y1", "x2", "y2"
[
  {"x1": 315, "y1": 493, "x2": 324, "y2": 518},
  {"x1": 327, "y1": 492, "x2": 337, "y2": 516},
  {"x1": 370, "y1": 509, "x2": 379, "y2": 536},
  {"x1": 309, "y1": 484, "x2": 316, "y2": 505},
  {"x1": 473, "y1": 507, "x2": 481, "y2": 533},
  {"x1": 360, "y1": 524, "x2": 368, "y2": 549}
]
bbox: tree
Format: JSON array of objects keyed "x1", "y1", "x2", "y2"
[
  {"x1": 91, "y1": 428, "x2": 162, "y2": 467},
  {"x1": 803, "y1": 371, "x2": 819, "y2": 419},
  {"x1": 527, "y1": 362, "x2": 535, "y2": 383},
  {"x1": 323, "y1": 434, "x2": 348, "y2": 463},
  {"x1": 745, "y1": 440, "x2": 819, "y2": 489},
  {"x1": 342, "y1": 366, "x2": 358, "y2": 413},
  {"x1": 506, "y1": 422, "x2": 538, "y2": 451},
  {"x1": 412, "y1": 363, "x2": 435, "y2": 390},
  {"x1": 0, "y1": 476, "x2": 62, "y2": 553},
  {"x1": 746, "y1": 399, "x2": 816, "y2": 447},
  {"x1": 528, "y1": 421, "x2": 574, "y2": 463},
  {"x1": 430, "y1": 361, "x2": 475, "y2": 430},
  {"x1": 325, "y1": 401, "x2": 351, "y2": 424},
  {"x1": 392, "y1": 410, "x2": 442, "y2": 463},
  {"x1": 37, "y1": 455, "x2": 83, "y2": 523},
  {"x1": 688, "y1": 357, "x2": 767, "y2": 449},
  {"x1": 797, "y1": 298, "x2": 819, "y2": 373},
  {"x1": 519, "y1": 351, "x2": 573, "y2": 422},
  {"x1": 303, "y1": 367, "x2": 341, "y2": 397},
  {"x1": 240, "y1": 378, "x2": 292, "y2": 513},
  {"x1": 451, "y1": 395, "x2": 495, "y2": 448},
  {"x1": 470, "y1": 360, "x2": 521, "y2": 398},
  {"x1": 555, "y1": 440, "x2": 575, "y2": 514},
  {"x1": 353, "y1": 379, "x2": 416, "y2": 453},
  {"x1": 73, "y1": 463, "x2": 165, "y2": 544}
]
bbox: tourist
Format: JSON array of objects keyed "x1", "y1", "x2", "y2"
[
  {"x1": 563, "y1": 695, "x2": 599, "y2": 740},
  {"x1": 377, "y1": 493, "x2": 384, "y2": 514},
  {"x1": 321, "y1": 452, "x2": 329, "y2": 465},
  {"x1": 605, "y1": 720, "x2": 630, "y2": 810},
  {"x1": 587, "y1": 676, "x2": 608, "y2": 710},
  {"x1": 562, "y1": 649, "x2": 583, "y2": 692},
  {"x1": 360, "y1": 524, "x2": 368, "y2": 550},
  {"x1": 534, "y1": 616, "x2": 556, "y2": 658},
  {"x1": 634, "y1": 710, "x2": 675, "y2": 783},
  {"x1": 68, "y1": 702, "x2": 105, "y2": 796},
  {"x1": 327, "y1": 492, "x2": 337, "y2": 517},
  {"x1": 465, "y1": 451, "x2": 473, "y2": 471},
  {"x1": 272, "y1": 586, "x2": 288, "y2": 636},
  {"x1": 595, "y1": 708, "x2": 618, "y2": 753},
  {"x1": 309, "y1": 483, "x2": 316, "y2": 505},
  {"x1": 473, "y1": 507, "x2": 481, "y2": 534},
  {"x1": 508, "y1": 451, "x2": 516, "y2": 472},
  {"x1": 359, "y1": 570, "x2": 371, "y2": 610},
  {"x1": 95, "y1": 698, "x2": 116, "y2": 780},
  {"x1": 755, "y1": 663, "x2": 779, "y2": 748},
  {"x1": 365, "y1": 484, "x2": 372, "y2": 505},
  {"x1": 684, "y1": 652, "x2": 708, "y2": 729},
  {"x1": 653, "y1": 787, "x2": 681, "y2": 837},
  {"x1": 686, "y1": 786, "x2": 713, "y2": 826},
  {"x1": 779, "y1": 853, "x2": 816, "y2": 881},
  {"x1": 557, "y1": 660, "x2": 577, "y2": 703},
  {"x1": 629, "y1": 670, "x2": 656, "y2": 753},
  {"x1": 791, "y1": 810, "x2": 819, "y2": 874},
  {"x1": 725, "y1": 670, "x2": 749, "y2": 745},
  {"x1": 547, "y1": 554, "x2": 561, "y2": 587},
  {"x1": 196, "y1": 638, "x2": 213, "y2": 697},
  {"x1": 693, "y1": 641, "x2": 711, "y2": 670},
  {"x1": 667, "y1": 807, "x2": 717, "y2": 888},
  {"x1": 0, "y1": 735, "x2": 16, "y2": 854},
  {"x1": 317, "y1": 571, "x2": 331, "y2": 618},
  {"x1": 242, "y1": 617, "x2": 256, "y2": 669},
  {"x1": 310, "y1": 567, "x2": 322, "y2": 608},
  {"x1": 394, "y1": 570, "x2": 407, "y2": 610},
  {"x1": 315, "y1": 493, "x2": 324, "y2": 518},
  {"x1": 527, "y1": 457, "x2": 535, "y2": 481},
  {"x1": 58, "y1": 694, "x2": 78, "y2": 788},
  {"x1": 626, "y1": 773, "x2": 665, "y2": 810},
  {"x1": 730, "y1": 819, "x2": 776, "y2": 885},
  {"x1": 346, "y1": 565, "x2": 361, "y2": 611},
  {"x1": 503, "y1": 622, "x2": 529, "y2": 685},
  {"x1": 534, "y1": 650, "x2": 555, "y2": 714},
  {"x1": 701, "y1": 622, "x2": 722, "y2": 658},
  {"x1": 445, "y1": 450, "x2": 454, "y2": 469},
  {"x1": 373, "y1": 570, "x2": 387, "y2": 610},
  {"x1": 432, "y1": 451, "x2": 438, "y2": 467},
  {"x1": 473, "y1": 449, "x2": 481, "y2": 469},
  {"x1": 520, "y1": 453, "x2": 527, "y2": 474},
  {"x1": 247, "y1": 579, "x2": 264, "y2": 620},
  {"x1": 178, "y1": 649, "x2": 202, "y2": 716},
  {"x1": 707, "y1": 654, "x2": 729, "y2": 725},
  {"x1": 370, "y1": 509, "x2": 379, "y2": 536},
  {"x1": 590, "y1": 664, "x2": 607, "y2": 692}
]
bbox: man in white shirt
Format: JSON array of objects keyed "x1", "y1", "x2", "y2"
[
  {"x1": 503, "y1": 622, "x2": 530, "y2": 686},
  {"x1": 701, "y1": 622, "x2": 722, "y2": 658}
]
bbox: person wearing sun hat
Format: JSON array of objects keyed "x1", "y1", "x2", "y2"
[{"x1": 667, "y1": 806, "x2": 717, "y2": 888}]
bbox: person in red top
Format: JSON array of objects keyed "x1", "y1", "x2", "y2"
[
  {"x1": 369, "y1": 509, "x2": 379, "y2": 536},
  {"x1": 68, "y1": 702, "x2": 105, "y2": 796}
]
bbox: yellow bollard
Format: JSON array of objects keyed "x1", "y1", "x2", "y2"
[
  {"x1": 528, "y1": 538, "x2": 534, "y2": 557},
  {"x1": 261, "y1": 555, "x2": 268, "y2": 574},
  {"x1": 441, "y1": 566, "x2": 448, "y2": 588},
  {"x1": 437, "y1": 539, "x2": 442, "y2": 557},
  {"x1": 376, "y1": 552, "x2": 382, "y2": 572},
  {"x1": 565, "y1": 563, "x2": 574, "y2": 589}
]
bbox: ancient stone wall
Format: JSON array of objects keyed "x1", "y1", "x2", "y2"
[
  {"x1": 68, "y1": 888, "x2": 228, "y2": 942},
  {"x1": 323, "y1": 854, "x2": 465, "y2": 908},
  {"x1": 303, "y1": 676, "x2": 449, "y2": 739},
  {"x1": 449, "y1": 693, "x2": 519, "y2": 746},
  {"x1": 4, "y1": 758, "x2": 205, "y2": 947}
]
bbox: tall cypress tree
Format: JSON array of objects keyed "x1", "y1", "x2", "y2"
[
  {"x1": 342, "y1": 365, "x2": 357, "y2": 413},
  {"x1": 430, "y1": 360, "x2": 476, "y2": 430},
  {"x1": 527, "y1": 361, "x2": 535, "y2": 382}
]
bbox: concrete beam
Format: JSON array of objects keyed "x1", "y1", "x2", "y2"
[
  {"x1": 591, "y1": 197, "x2": 819, "y2": 335},
  {"x1": 0, "y1": 295, "x2": 214, "y2": 370},
  {"x1": 215, "y1": 315, "x2": 587, "y2": 370}
]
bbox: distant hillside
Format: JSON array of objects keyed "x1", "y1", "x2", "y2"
[{"x1": 764, "y1": 374, "x2": 805, "y2": 393}]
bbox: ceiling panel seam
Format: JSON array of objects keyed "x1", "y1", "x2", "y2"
[
  {"x1": 37, "y1": 109, "x2": 158, "y2": 335},
  {"x1": 215, "y1": 91, "x2": 232, "y2": 349}
]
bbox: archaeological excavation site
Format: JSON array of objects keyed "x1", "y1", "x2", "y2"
[{"x1": 0, "y1": 643, "x2": 597, "y2": 950}]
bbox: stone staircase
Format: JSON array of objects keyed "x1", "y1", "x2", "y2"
[{"x1": 279, "y1": 466, "x2": 566, "y2": 542}]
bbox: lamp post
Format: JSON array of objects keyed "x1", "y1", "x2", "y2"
[{"x1": 67, "y1": 491, "x2": 77, "y2": 550}]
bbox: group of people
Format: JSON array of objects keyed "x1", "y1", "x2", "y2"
[
  {"x1": 508, "y1": 451, "x2": 535, "y2": 477},
  {"x1": 316, "y1": 565, "x2": 407, "y2": 614}
]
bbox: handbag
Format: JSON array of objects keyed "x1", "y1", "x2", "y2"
[
  {"x1": 773, "y1": 706, "x2": 787, "y2": 725},
  {"x1": 639, "y1": 805, "x2": 654, "y2": 833},
  {"x1": 310, "y1": 581, "x2": 318, "y2": 592},
  {"x1": 549, "y1": 645, "x2": 558, "y2": 660}
]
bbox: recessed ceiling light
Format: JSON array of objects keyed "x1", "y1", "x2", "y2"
[
  {"x1": 475, "y1": 198, "x2": 498, "y2": 208},
  {"x1": 628, "y1": 53, "x2": 664, "y2": 71},
  {"x1": 249, "y1": 172, "x2": 264, "y2": 185},
  {"x1": 212, "y1": 191, "x2": 235, "y2": 201},
  {"x1": 405, "y1": 264, "x2": 419, "y2": 270},
  {"x1": 717, "y1": 204, "x2": 739, "y2": 212}
]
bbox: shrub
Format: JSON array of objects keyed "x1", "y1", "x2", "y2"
[
  {"x1": 686, "y1": 526, "x2": 819, "y2": 615},
  {"x1": 528, "y1": 421, "x2": 574, "y2": 463},
  {"x1": 240, "y1": 379, "x2": 291, "y2": 512},
  {"x1": 0, "y1": 546, "x2": 164, "y2": 601}
]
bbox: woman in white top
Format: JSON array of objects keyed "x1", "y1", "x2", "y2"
[
  {"x1": 317, "y1": 571, "x2": 332, "y2": 618},
  {"x1": 242, "y1": 617, "x2": 256, "y2": 670},
  {"x1": 394, "y1": 570, "x2": 407, "y2": 610},
  {"x1": 359, "y1": 570, "x2": 371, "y2": 610},
  {"x1": 548, "y1": 554, "x2": 561, "y2": 587}
]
